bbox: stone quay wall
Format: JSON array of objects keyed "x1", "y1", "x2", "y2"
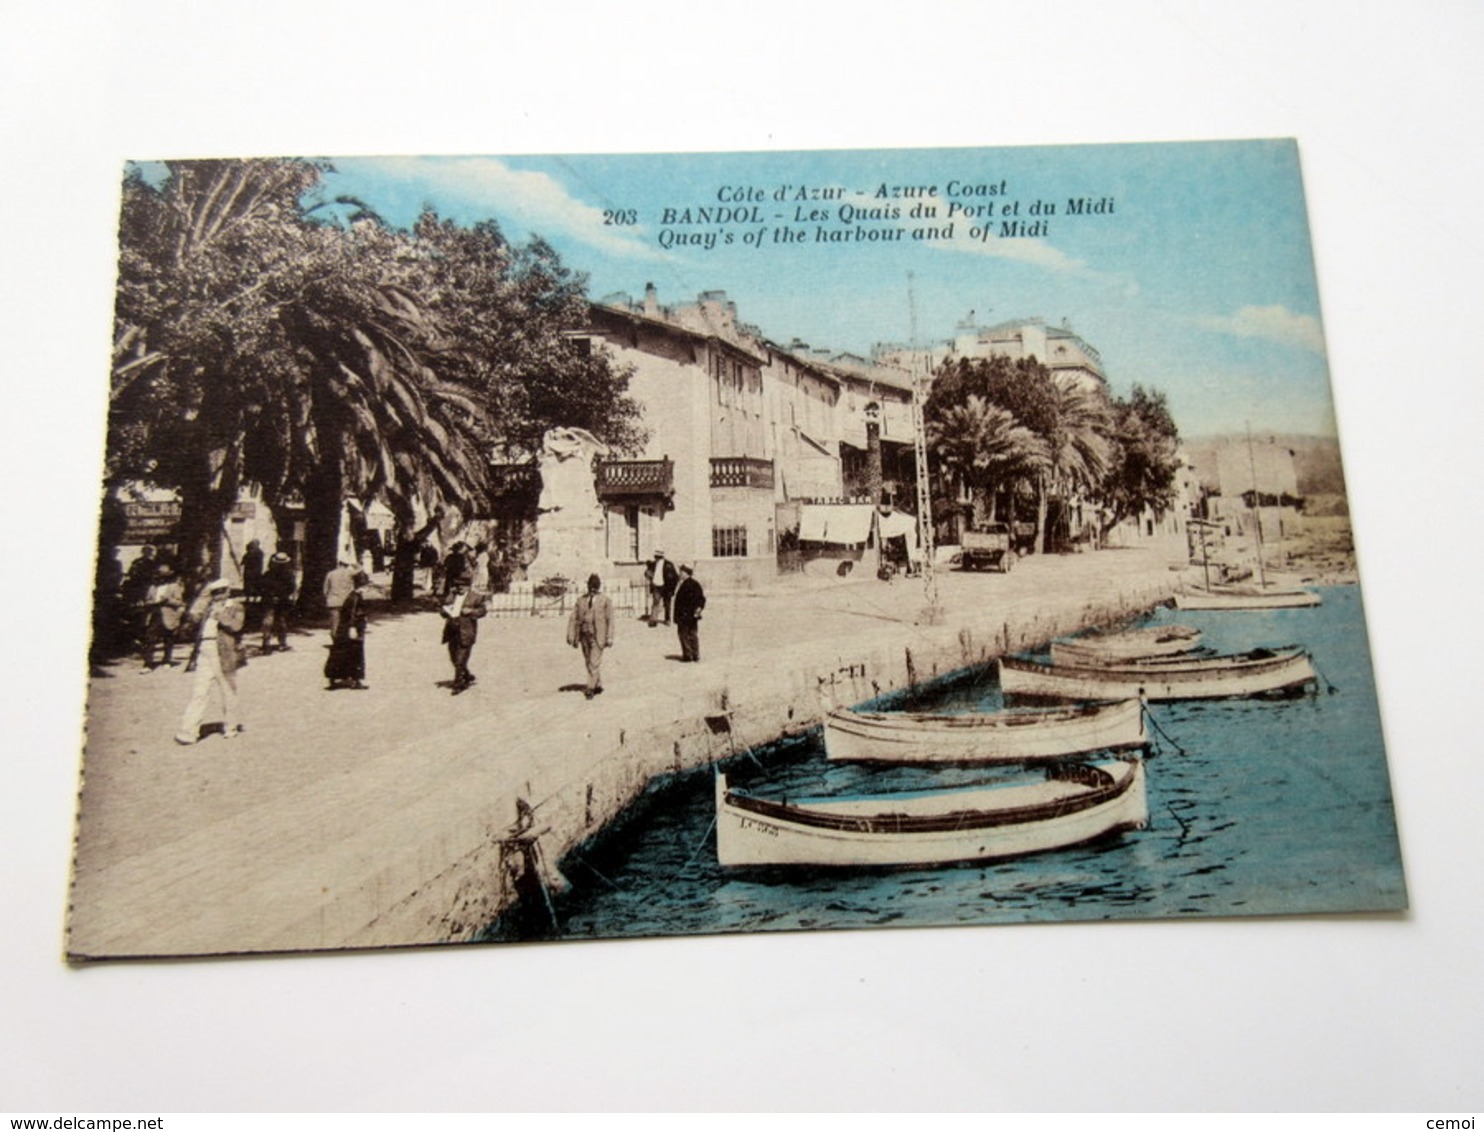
[
  {"x1": 67, "y1": 546, "x2": 1183, "y2": 959},
  {"x1": 403, "y1": 559, "x2": 1182, "y2": 950}
]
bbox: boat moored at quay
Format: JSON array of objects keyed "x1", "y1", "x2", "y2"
[
  {"x1": 823, "y1": 697, "x2": 1147, "y2": 764},
  {"x1": 1048, "y1": 624, "x2": 1203, "y2": 666},
  {"x1": 1173, "y1": 584, "x2": 1322, "y2": 611},
  {"x1": 715, "y1": 759, "x2": 1148, "y2": 869},
  {"x1": 998, "y1": 646, "x2": 1317, "y2": 703}
]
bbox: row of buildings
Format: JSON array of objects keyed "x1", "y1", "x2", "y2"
[
  {"x1": 110, "y1": 283, "x2": 1308, "y2": 594},
  {"x1": 520, "y1": 285, "x2": 1159, "y2": 586}
]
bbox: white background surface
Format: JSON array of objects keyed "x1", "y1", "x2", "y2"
[{"x1": 2, "y1": 0, "x2": 1480, "y2": 1113}]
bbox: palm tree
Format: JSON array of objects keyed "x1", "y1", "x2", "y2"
[
  {"x1": 926, "y1": 395, "x2": 1047, "y2": 530},
  {"x1": 109, "y1": 159, "x2": 331, "y2": 587},
  {"x1": 108, "y1": 158, "x2": 646, "y2": 620},
  {"x1": 108, "y1": 160, "x2": 493, "y2": 605},
  {"x1": 1030, "y1": 374, "x2": 1114, "y2": 553},
  {"x1": 274, "y1": 259, "x2": 493, "y2": 608}
]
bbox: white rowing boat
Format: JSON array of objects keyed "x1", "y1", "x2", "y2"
[
  {"x1": 1173, "y1": 583, "x2": 1321, "y2": 610},
  {"x1": 1048, "y1": 624, "x2": 1202, "y2": 666},
  {"x1": 715, "y1": 760, "x2": 1147, "y2": 869},
  {"x1": 998, "y1": 646, "x2": 1316, "y2": 702},
  {"x1": 823, "y1": 698, "x2": 1146, "y2": 764}
]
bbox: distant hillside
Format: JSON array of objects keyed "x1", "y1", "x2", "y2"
[{"x1": 1184, "y1": 435, "x2": 1347, "y2": 499}]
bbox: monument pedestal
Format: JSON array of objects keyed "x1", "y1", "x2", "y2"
[{"x1": 525, "y1": 427, "x2": 609, "y2": 589}]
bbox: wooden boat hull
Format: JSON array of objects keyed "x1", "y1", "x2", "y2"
[
  {"x1": 999, "y1": 647, "x2": 1316, "y2": 702},
  {"x1": 1049, "y1": 625, "x2": 1202, "y2": 666},
  {"x1": 823, "y1": 698, "x2": 1146, "y2": 764},
  {"x1": 715, "y1": 760, "x2": 1147, "y2": 869},
  {"x1": 1173, "y1": 586, "x2": 1321, "y2": 610}
]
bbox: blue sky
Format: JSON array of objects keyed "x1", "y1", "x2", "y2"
[{"x1": 311, "y1": 140, "x2": 1336, "y2": 438}]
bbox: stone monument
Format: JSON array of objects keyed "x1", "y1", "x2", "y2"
[{"x1": 525, "y1": 427, "x2": 608, "y2": 589}]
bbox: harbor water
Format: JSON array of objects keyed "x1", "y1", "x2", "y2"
[{"x1": 487, "y1": 585, "x2": 1406, "y2": 942}]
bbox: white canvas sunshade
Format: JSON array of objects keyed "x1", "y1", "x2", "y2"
[{"x1": 798, "y1": 503, "x2": 874, "y2": 544}]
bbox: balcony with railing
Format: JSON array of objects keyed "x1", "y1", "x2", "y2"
[
  {"x1": 710, "y1": 456, "x2": 774, "y2": 490},
  {"x1": 596, "y1": 458, "x2": 674, "y2": 501}
]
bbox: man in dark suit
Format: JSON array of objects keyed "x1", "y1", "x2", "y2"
[
  {"x1": 672, "y1": 563, "x2": 706, "y2": 662},
  {"x1": 440, "y1": 573, "x2": 488, "y2": 694},
  {"x1": 241, "y1": 538, "x2": 265, "y2": 627},
  {"x1": 258, "y1": 551, "x2": 296, "y2": 653}
]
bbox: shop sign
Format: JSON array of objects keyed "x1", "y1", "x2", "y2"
[{"x1": 120, "y1": 500, "x2": 180, "y2": 544}]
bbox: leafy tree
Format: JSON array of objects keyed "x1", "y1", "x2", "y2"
[
  {"x1": 1097, "y1": 384, "x2": 1182, "y2": 538},
  {"x1": 392, "y1": 212, "x2": 644, "y2": 598},
  {"x1": 407, "y1": 212, "x2": 645, "y2": 461},
  {"x1": 918, "y1": 344, "x2": 1183, "y2": 555}
]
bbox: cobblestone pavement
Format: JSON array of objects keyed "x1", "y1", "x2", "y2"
[{"x1": 67, "y1": 542, "x2": 1186, "y2": 958}]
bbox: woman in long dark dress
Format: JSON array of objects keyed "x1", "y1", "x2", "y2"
[{"x1": 325, "y1": 571, "x2": 369, "y2": 690}]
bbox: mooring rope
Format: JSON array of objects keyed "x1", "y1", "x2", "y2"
[
  {"x1": 1163, "y1": 800, "x2": 1191, "y2": 839},
  {"x1": 685, "y1": 813, "x2": 719, "y2": 869},
  {"x1": 1142, "y1": 702, "x2": 1188, "y2": 757},
  {"x1": 528, "y1": 840, "x2": 560, "y2": 932},
  {"x1": 568, "y1": 852, "x2": 620, "y2": 890},
  {"x1": 1311, "y1": 658, "x2": 1340, "y2": 695}
]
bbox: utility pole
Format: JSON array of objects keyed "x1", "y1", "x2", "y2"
[
  {"x1": 908, "y1": 273, "x2": 941, "y2": 622},
  {"x1": 865, "y1": 399, "x2": 884, "y2": 577}
]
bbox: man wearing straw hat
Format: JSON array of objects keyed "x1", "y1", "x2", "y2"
[
  {"x1": 259, "y1": 550, "x2": 296, "y2": 654},
  {"x1": 644, "y1": 549, "x2": 678, "y2": 626}
]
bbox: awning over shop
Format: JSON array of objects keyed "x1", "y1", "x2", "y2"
[
  {"x1": 797, "y1": 504, "x2": 921, "y2": 550},
  {"x1": 798, "y1": 503, "x2": 874, "y2": 544},
  {"x1": 877, "y1": 508, "x2": 917, "y2": 545}
]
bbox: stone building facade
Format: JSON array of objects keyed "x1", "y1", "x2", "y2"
[{"x1": 580, "y1": 286, "x2": 916, "y2": 584}]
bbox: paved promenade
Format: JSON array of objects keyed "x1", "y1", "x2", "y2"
[{"x1": 66, "y1": 542, "x2": 1184, "y2": 959}]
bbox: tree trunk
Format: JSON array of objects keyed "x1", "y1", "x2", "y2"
[
  {"x1": 390, "y1": 509, "x2": 443, "y2": 605},
  {"x1": 1034, "y1": 474, "x2": 1049, "y2": 556},
  {"x1": 90, "y1": 492, "x2": 131, "y2": 664},
  {"x1": 298, "y1": 470, "x2": 344, "y2": 618},
  {"x1": 176, "y1": 442, "x2": 240, "y2": 595}
]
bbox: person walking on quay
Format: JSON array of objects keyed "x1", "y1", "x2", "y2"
[
  {"x1": 470, "y1": 541, "x2": 492, "y2": 594},
  {"x1": 140, "y1": 563, "x2": 185, "y2": 670},
  {"x1": 174, "y1": 579, "x2": 247, "y2": 745},
  {"x1": 440, "y1": 572, "x2": 488, "y2": 694},
  {"x1": 323, "y1": 558, "x2": 358, "y2": 638},
  {"x1": 120, "y1": 545, "x2": 157, "y2": 653},
  {"x1": 324, "y1": 570, "x2": 371, "y2": 690},
  {"x1": 259, "y1": 550, "x2": 296, "y2": 653},
  {"x1": 418, "y1": 541, "x2": 441, "y2": 595},
  {"x1": 566, "y1": 573, "x2": 615, "y2": 699},
  {"x1": 441, "y1": 542, "x2": 470, "y2": 601},
  {"x1": 672, "y1": 563, "x2": 706, "y2": 662},
  {"x1": 645, "y1": 549, "x2": 678, "y2": 626},
  {"x1": 241, "y1": 538, "x2": 264, "y2": 627}
]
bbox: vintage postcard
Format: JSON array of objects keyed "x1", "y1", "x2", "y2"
[{"x1": 69, "y1": 140, "x2": 1405, "y2": 960}]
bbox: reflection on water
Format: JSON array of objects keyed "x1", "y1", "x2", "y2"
[{"x1": 486, "y1": 587, "x2": 1405, "y2": 943}]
